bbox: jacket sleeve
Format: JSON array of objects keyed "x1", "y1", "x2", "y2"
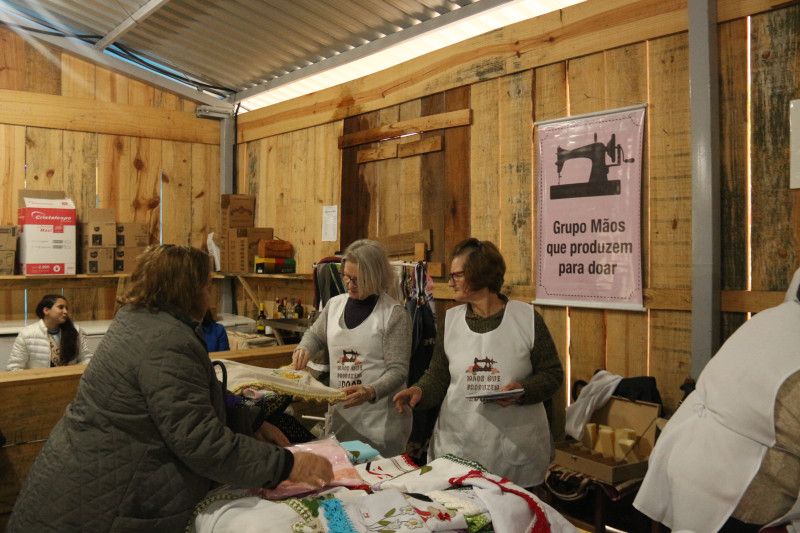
[
  {"x1": 138, "y1": 341, "x2": 293, "y2": 488},
  {"x1": 76, "y1": 327, "x2": 93, "y2": 365},
  {"x1": 7, "y1": 333, "x2": 30, "y2": 371},
  {"x1": 519, "y1": 311, "x2": 564, "y2": 405},
  {"x1": 297, "y1": 300, "x2": 331, "y2": 362},
  {"x1": 414, "y1": 330, "x2": 451, "y2": 410},
  {"x1": 369, "y1": 305, "x2": 412, "y2": 400}
]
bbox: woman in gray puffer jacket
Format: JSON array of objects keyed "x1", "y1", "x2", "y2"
[{"x1": 8, "y1": 245, "x2": 332, "y2": 532}]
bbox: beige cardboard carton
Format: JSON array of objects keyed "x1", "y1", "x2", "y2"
[
  {"x1": 0, "y1": 226, "x2": 18, "y2": 251},
  {"x1": 221, "y1": 194, "x2": 255, "y2": 229},
  {"x1": 82, "y1": 247, "x2": 114, "y2": 274},
  {"x1": 116, "y1": 222, "x2": 150, "y2": 247},
  {"x1": 114, "y1": 246, "x2": 147, "y2": 274},
  {"x1": 81, "y1": 208, "x2": 116, "y2": 248},
  {"x1": 554, "y1": 397, "x2": 660, "y2": 484}
]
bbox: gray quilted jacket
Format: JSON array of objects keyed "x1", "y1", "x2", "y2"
[{"x1": 8, "y1": 305, "x2": 293, "y2": 532}]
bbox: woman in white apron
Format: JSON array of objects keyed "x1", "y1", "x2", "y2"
[
  {"x1": 393, "y1": 238, "x2": 563, "y2": 487},
  {"x1": 293, "y1": 239, "x2": 412, "y2": 457},
  {"x1": 634, "y1": 268, "x2": 800, "y2": 532}
]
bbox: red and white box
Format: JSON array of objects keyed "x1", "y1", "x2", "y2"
[{"x1": 18, "y1": 190, "x2": 77, "y2": 275}]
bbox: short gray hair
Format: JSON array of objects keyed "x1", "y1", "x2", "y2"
[{"x1": 342, "y1": 239, "x2": 395, "y2": 297}]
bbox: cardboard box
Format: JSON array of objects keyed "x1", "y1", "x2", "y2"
[
  {"x1": 246, "y1": 227, "x2": 274, "y2": 260},
  {"x1": 224, "y1": 229, "x2": 249, "y2": 273},
  {"x1": 553, "y1": 397, "x2": 660, "y2": 484},
  {"x1": 81, "y1": 208, "x2": 116, "y2": 248},
  {"x1": 114, "y1": 246, "x2": 147, "y2": 274},
  {"x1": 116, "y1": 222, "x2": 150, "y2": 247},
  {"x1": 81, "y1": 247, "x2": 114, "y2": 274},
  {"x1": 18, "y1": 190, "x2": 77, "y2": 275},
  {"x1": 0, "y1": 250, "x2": 14, "y2": 275},
  {"x1": 221, "y1": 194, "x2": 255, "y2": 229},
  {"x1": 0, "y1": 226, "x2": 18, "y2": 251}
]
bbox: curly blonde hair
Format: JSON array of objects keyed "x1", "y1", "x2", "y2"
[{"x1": 118, "y1": 244, "x2": 210, "y2": 318}]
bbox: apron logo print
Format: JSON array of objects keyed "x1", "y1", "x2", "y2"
[
  {"x1": 339, "y1": 349, "x2": 363, "y2": 365},
  {"x1": 466, "y1": 356, "x2": 499, "y2": 374}
]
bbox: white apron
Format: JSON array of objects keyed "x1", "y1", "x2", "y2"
[
  {"x1": 326, "y1": 293, "x2": 412, "y2": 457},
  {"x1": 634, "y1": 268, "x2": 800, "y2": 531},
  {"x1": 429, "y1": 300, "x2": 552, "y2": 487}
]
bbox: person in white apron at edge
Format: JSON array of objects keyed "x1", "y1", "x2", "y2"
[
  {"x1": 292, "y1": 239, "x2": 412, "y2": 457},
  {"x1": 393, "y1": 238, "x2": 563, "y2": 488},
  {"x1": 634, "y1": 268, "x2": 800, "y2": 533}
]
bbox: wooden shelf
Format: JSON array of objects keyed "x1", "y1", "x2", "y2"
[
  {"x1": 0, "y1": 274, "x2": 128, "y2": 281},
  {"x1": 219, "y1": 272, "x2": 312, "y2": 281}
]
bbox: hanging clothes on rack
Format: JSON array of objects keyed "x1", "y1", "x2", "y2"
[
  {"x1": 404, "y1": 261, "x2": 439, "y2": 465},
  {"x1": 313, "y1": 256, "x2": 345, "y2": 310}
]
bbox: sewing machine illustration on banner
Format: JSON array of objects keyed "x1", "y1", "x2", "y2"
[{"x1": 550, "y1": 133, "x2": 635, "y2": 200}]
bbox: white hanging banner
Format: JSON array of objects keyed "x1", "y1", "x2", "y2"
[{"x1": 534, "y1": 105, "x2": 646, "y2": 311}]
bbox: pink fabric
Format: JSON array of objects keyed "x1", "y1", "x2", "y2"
[{"x1": 256, "y1": 437, "x2": 368, "y2": 500}]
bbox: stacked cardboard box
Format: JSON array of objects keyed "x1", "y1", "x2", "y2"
[
  {"x1": 218, "y1": 195, "x2": 275, "y2": 273},
  {"x1": 114, "y1": 222, "x2": 149, "y2": 274},
  {"x1": 80, "y1": 208, "x2": 115, "y2": 274},
  {"x1": 0, "y1": 226, "x2": 18, "y2": 275},
  {"x1": 18, "y1": 190, "x2": 77, "y2": 275}
]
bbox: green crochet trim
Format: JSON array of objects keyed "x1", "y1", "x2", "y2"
[
  {"x1": 466, "y1": 513, "x2": 494, "y2": 532},
  {"x1": 185, "y1": 488, "x2": 251, "y2": 533},
  {"x1": 441, "y1": 453, "x2": 487, "y2": 472}
]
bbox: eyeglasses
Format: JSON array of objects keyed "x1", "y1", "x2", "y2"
[
  {"x1": 342, "y1": 275, "x2": 358, "y2": 286},
  {"x1": 448, "y1": 271, "x2": 466, "y2": 282}
]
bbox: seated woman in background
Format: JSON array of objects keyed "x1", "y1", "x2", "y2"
[
  {"x1": 292, "y1": 238, "x2": 413, "y2": 457},
  {"x1": 202, "y1": 309, "x2": 230, "y2": 352},
  {"x1": 394, "y1": 238, "x2": 563, "y2": 488},
  {"x1": 8, "y1": 245, "x2": 332, "y2": 532},
  {"x1": 7, "y1": 294, "x2": 92, "y2": 371}
]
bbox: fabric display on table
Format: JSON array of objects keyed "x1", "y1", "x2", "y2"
[
  {"x1": 405, "y1": 489, "x2": 489, "y2": 531},
  {"x1": 354, "y1": 454, "x2": 419, "y2": 491},
  {"x1": 215, "y1": 359, "x2": 346, "y2": 403},
  {"x1": 379, "y1": 454, "x2": 487, "y2": 493},
  {"x1": 450, "y1": 470, "x2": 577, "y2": 533},
  {"x1": 191, "y1": 453, "x2": 579, "y2": 533},
  {"x1": 258, "y1": 437, "x2": 369, "y2": 500},
  {"x1": 341, "y1": 440, "x2": 380, "y2": 464}
]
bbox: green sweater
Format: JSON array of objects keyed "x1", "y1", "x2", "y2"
[{"x1": 414, "y1": 300, "x2": 563, "y2": 416}]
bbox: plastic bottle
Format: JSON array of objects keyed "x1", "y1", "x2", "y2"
[{"x1": 256, "y1": 303, "x2": 267, "y2": 335}]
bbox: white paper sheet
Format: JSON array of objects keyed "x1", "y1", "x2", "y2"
[{"x1": 322, "y1": 205, "x2": 338, "y2": 242}]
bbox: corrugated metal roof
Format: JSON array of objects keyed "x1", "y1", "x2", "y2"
[{"x1": 3, "y1": 0, "x2": 481, "y2": 96}]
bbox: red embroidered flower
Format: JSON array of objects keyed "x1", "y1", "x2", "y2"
[{"x1": 436, "y1": 511, "x2": 452, "y2": 521}]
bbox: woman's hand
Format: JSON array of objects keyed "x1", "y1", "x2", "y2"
[
  {"x1": 291, "y1": 347, "x2": 311, "y2": 370},
  {"x1": 341, "y1": 384, "x2": 375, "y2": 408},
  {"x1": 289, "y1": 451, "x2": 334, "y2": 487},
  {"x1": 254, "y1": 421, "x2": 290, "y2": 447},
  {"x1": 393, "y1": 386, "x2": 422, "y2": 414},
  {"x1": 493, "y1": 381, "x2": 524, "y2": 407}
]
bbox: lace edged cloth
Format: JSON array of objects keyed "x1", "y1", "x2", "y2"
[{"x1": 215, "y1": 359, "x2": 345, "y2": 403}]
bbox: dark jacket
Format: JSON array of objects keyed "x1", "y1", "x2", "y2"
[{"x1": 8, "y1": 305, "x2": 293, "y2": 532}]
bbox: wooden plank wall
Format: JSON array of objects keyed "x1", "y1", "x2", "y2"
[
  {"x1": 0, "y1": 27, "x2": 219, "y2": 322},
  {"x1": 231, "y1": 3, "x2": 797, "y2": 415}
]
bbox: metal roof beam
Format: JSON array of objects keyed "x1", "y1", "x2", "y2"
[
  {"x1": 94, "y1": 0, "x2": 173, "y2": 50},
  {"x1": 229, "y1": 0, "x2": 516, "y2": 104},
  {"x1": 0, "y1": 2, "x2": 228, "y2": 108}
]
